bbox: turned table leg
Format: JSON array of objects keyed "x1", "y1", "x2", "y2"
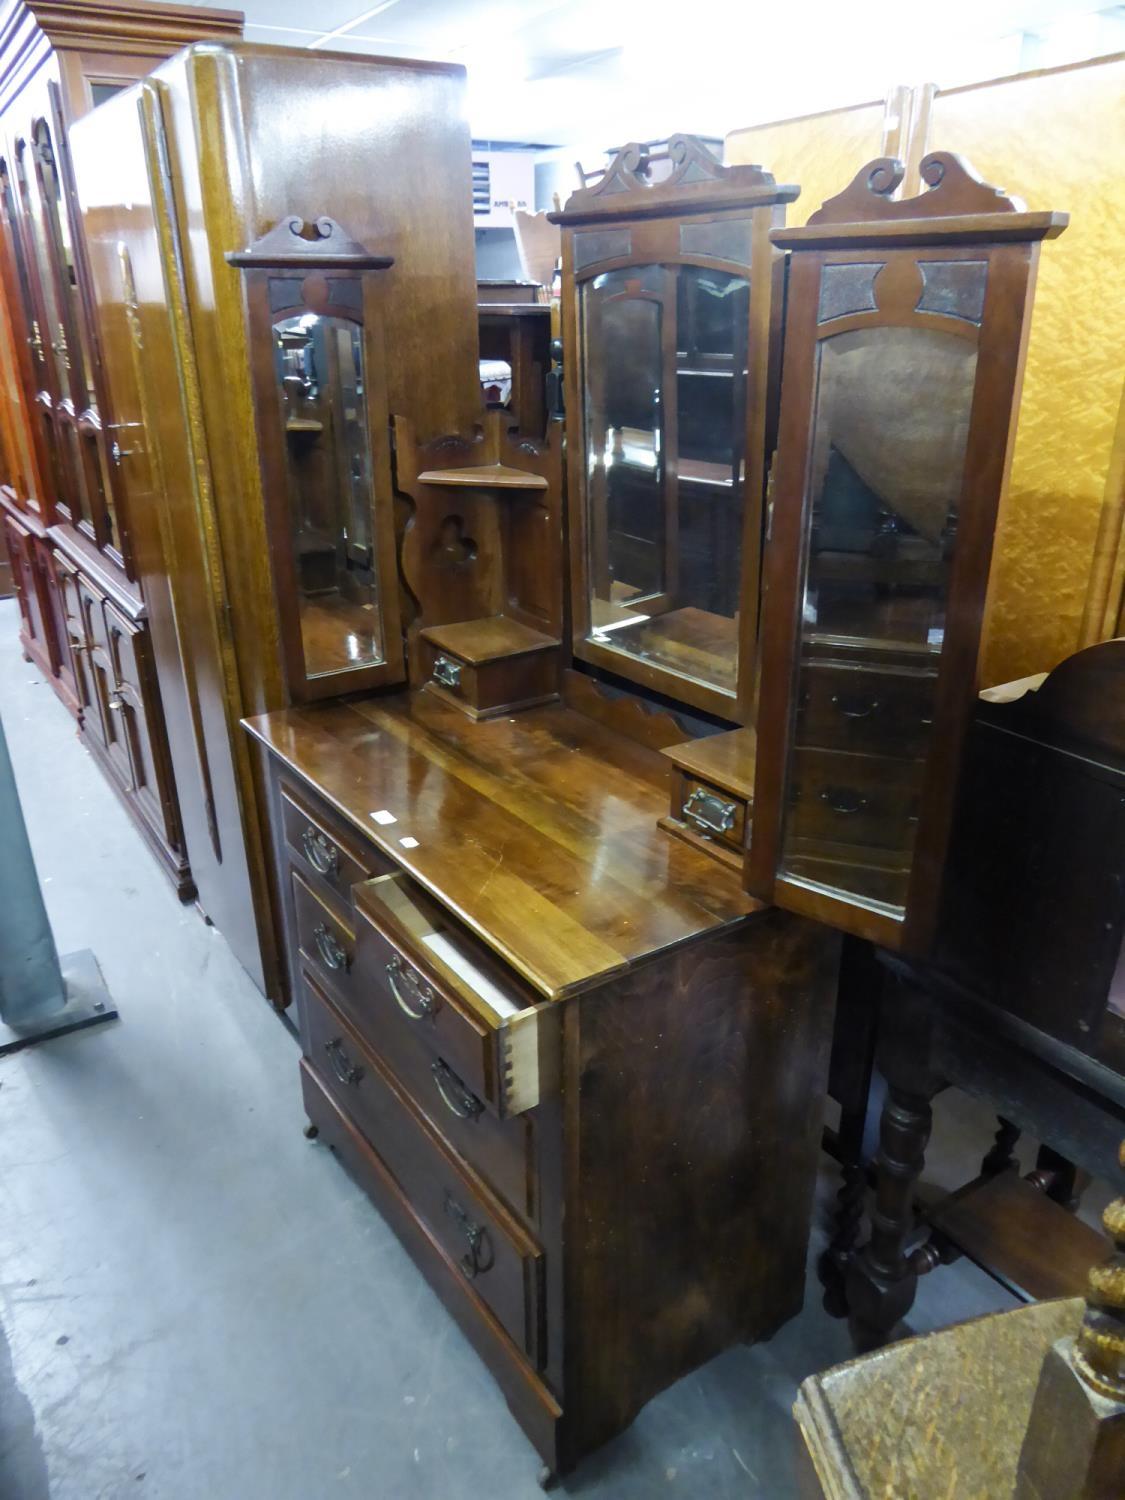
[{"x1": 844, "y1": 974, "x2": 945, "y2": 1350}]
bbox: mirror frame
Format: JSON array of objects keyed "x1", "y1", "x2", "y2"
[
  {"x1": 746, "y1": 152, "x2": 1068, "y2": 954},
  {"x1": 552, "y1": 136, "x2": 797, "y2": 724},
  {"x1": 232, "y1": 215, "x2": 404, "y2": 703}
]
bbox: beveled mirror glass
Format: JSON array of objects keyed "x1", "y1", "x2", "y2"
[
  {"x1": 273, "y1": 307, "x2": 383, "y2": 678},
  {"x1": 778, "y1": 324, "x2": 978, "y2": 915},
  {"x1": 581, "y1": 262, "x2": 749, "y2": 698}
]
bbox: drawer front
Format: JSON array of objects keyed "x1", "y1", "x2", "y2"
[
  {"x1": 420, "y1": 639, "x2": 557, "y2": 718},
  {"x1": 302, "y1": 970, "x2": 545, "y2": 1365},
  {"x1": 293, "y1": 869, "x2": 356, "y2": 997},
  {"x1": 677, "y1": 775, "x2": 747, "y2": 853},
  {"x1": 786, "y1": 747, "x2": 923, "y2": 856},
  {"x1": 298, "y1": 965, "x2": 535, "y2": 1223},
  {"x1": 795, "y1": 662, "x2": 936, "y2": 758},
  {"x1": 281, "y1": 779, "x2": 388, "y2": 903},
  {"x1": 355, "y1": 905, "x2": 498, "y2": 1112}
]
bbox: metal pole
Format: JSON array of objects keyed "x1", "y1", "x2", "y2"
[
  {"x1": 0, "y1": 706, "x2": 117, "y2": 1053},
  {"x1": 0, "y1": 707, "x2": 65, "y2": 1022}
]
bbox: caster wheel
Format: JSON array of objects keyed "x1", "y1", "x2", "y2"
[
  {"x1": 536, "y1": 1465, "x2": 557, "y2": 1491},
  {"x1": 303, "y1": 1123, "x2": 319, "y2": 1140}
]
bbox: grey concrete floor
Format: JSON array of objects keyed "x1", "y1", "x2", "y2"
[{"x1": 0, "y1": 594, "x2": 1092, "y2": 1500}]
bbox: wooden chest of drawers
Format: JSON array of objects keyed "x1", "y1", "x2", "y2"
[{"x1": 247, "y1": 690, "x2": 839, "y2": 1477}]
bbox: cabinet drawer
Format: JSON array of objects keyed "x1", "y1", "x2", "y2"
[
  {"x1": 293, "y1": 869, "x2": 356, "y2": 995},
  {"x1": 297, "y1": 965, "x2": 535, "y2": 1223},
  {"x1": 281, "y1": 778, "x2": 389, "y2": 903},
  {"x1": 676, "y1": 775, "x2": 748, "y2": 854},
  {"x1": 795, "y1": 662, "x2": 937, "y2": 758},
  {"x1": 786, "y1": 747, "x2": 923, "y2": 856},
  {"x1": 301, "y1": 970, "x2": 545, "y2": 1366},
  {"x1": 418, "y1": 634, "x2": 558, "y2": 720},
  {"x1": 353, "y1": 872, "x2": 549, "y2": 1119}
]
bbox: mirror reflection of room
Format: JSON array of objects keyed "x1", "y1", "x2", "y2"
[
  {"x1": 583, "y1": 261, "x2": 749, "y2": 698},
  {"x1": 273, "y1": 304, "x2": 382, "y2": 678}
]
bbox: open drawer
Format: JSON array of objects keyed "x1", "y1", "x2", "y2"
[{"x1": 353, "y1": 873, "x2": 554, "y2": 1118}]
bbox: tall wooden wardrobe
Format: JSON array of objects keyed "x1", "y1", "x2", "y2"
[
  {"x1": 66, "y1": 42, "x2": 482, "y2": 997},
  {"x1": 0, "y1": 0, "x2": 242, "y2": 897}
]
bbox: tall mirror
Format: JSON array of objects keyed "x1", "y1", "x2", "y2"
[
  {"x1": 229, "y1": 215, "x2": 403, "y2": 703},
  {"x1": 556, "y1": 139, "x2": 794, "y2": 724},
  {"x1": 273, "y1": 305, "x2": 381, "y2": 677}
]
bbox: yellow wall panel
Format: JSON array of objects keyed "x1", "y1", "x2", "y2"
[
  {"x1": 927, "y1": 58, "x2": 1125, "y2": 682},
  {"x1": 725, "y1": 103, "x2": 886, "y2": 226}
]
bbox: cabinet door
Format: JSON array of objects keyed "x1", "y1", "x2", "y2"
[
  {"x1": 103, "y1": 599, "x2": 177, "y2": 847},
  {"x1": 4, "y1": 514, "x2": 48, "y2": 658},
  {"x1": 40, "y1": 548, "x2": 78, "y2": 715},
  {"x1": 51, "y1": 548, "x2": 93, "y2": 715},
  {"x1": 75, "y1": 573, "x2": 129, "y2": 784}
]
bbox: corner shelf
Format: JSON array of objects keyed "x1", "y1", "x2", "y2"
[{"x1": 416, "y1": 463, "x2": 548, "y2": 491}]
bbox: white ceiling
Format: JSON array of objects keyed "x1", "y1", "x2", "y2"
[{"x1": 191, "y1": 0, "x2": 1125, "y2": 146}]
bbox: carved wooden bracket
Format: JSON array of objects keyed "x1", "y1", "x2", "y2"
[
  {"x1": 554, "y1": 133, "x2": 798, "y2": 224},
  {"x1": 809, "y1": 151, "x2": 1026, "y2": 225},
  {"x1": 226, "y1": 215, "x2": 393, "y2": 271}
]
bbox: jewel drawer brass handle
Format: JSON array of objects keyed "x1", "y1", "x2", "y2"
[
  {"x1": 324, "y1": 1036, "x2": 363, "y2": 1087},
  {"x1": 431, "y1": 654, "x2": 462, "y2": 691},
  {"x1": 683, "y1": 787, "x2": 737, "y2": 836},
  {"x1": 444, "y1": 1191, "x2": 493, "y2": 1279},
  {"x1": 820, "y1": 786, "x2": 868, "y2": 816},
  {"x1": 386, "y1": 954, "x2": 439, "y2": 1019},
  {"x1": 313, "y1": 922, "x2": 348, "y2": 971},
  {"x1": 302, "y1": 824, "x2": 339, "y2": 876},
  {"x1": 432, "y1": 1059, "x2": 483, "y2": 1121},
  {"x1": 831, "y1": 693, "x2": 880, "y2": 720}
]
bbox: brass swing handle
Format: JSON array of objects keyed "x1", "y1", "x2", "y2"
[
  {"x1": 831, "y1": 692, "x2": 881, "y2": 720},
  {"x1": 313, "y1": 922, "x2": 349, "y2": 972},
  {"x1": 820, "y1": 786, "x2": 868, "y2": 816},
  {"x1": 302, "y1": 824, "x2": 340, "y2": 876},
  {"x1": 432, "y1": 1059, "x2": 483, "y2": 1121},
  {"x1": 683, "y1": 787, "x2": 737, "y2": 836},
  {"x1": 444, "y1": 1191, "x2": 493, "y2": 1280},
  {"x1": 324, "y1": 1036, "x2": 363, "y2": 1087},
  {"x1": 386, "y1": 954, "x2": 440, "y2": 1020},
  {"x1": 431, "y1": 654, "x2": 462, "y2": 691}
]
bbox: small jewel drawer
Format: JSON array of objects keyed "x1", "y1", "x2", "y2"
[
  {"x1": 353, "y1": 871, "x2": 553, "y2": 1118},
  {"x1": 418, "y1": 616, "x2": 559, "y2": 719}
]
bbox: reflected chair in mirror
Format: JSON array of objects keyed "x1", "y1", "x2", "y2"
[{"x1": 745, "y1": 152, "x2": 1067, "y2": 956}]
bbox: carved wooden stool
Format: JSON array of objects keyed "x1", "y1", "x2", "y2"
[{"x1": 797, "y1": 1144, "x2": 1125, "y2": 1499}]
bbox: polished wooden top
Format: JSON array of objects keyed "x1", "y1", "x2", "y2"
[
  {"x1": 662, "y1": 726, "x2": 757, "y2": 800},
  {"x1": 245, "y1": 691, "x2": 759, "y2": 1000},
  {"x1": 420, "y1": 615, "x2": 558, "y2": 662}
]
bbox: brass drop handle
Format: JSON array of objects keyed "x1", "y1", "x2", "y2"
[
  {"x1": 683, "y1": 786, "x2": 737, "y2": 836},
  {"x1": 324, "y1": 1036, "x2": 363, "y2": 1087},
  {"x1": 831, "y1": 693, "x2": 880, "y2": 720},
  {"x1": 302, "y1": 825, "x2": 339, "y2": 876},
  {"x1": 432, "y1": 1059, "x2": 483, "y2": 1121},
  {"x1": 107, "y1": 693, "x2": 124, "y2": 712},
  {"x1": 820, "y1": 786, "x2": 868, "y2": 816},
  {"x1": 444, "y1": 1191, "x2": 493, "y2": 1279},
  {"x1": 386, "y1": 954, "x2": 439, "y2": 1020},
  {"x1": 313, "y1": 922, "x2": 348, "y2": 972},
  {"x1": 431, "y1": 654, "x2": 462, "y2": 691}
]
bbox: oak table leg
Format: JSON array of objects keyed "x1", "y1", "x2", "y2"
[{"x1": 845, "y1": 977, "x2": 946, "y2": 1350}]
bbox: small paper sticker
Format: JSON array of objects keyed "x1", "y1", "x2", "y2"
[
  {"x1": 370, "y1": 809, "x2": 396, "y2": 825},
  {"x1": 399, "y1": 836, "x2": 419, "y2": 849}
]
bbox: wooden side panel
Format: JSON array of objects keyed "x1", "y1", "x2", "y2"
[
  {"x1": 68, "y1": 84, "x2": 275, "y2": 995},
  {"x1": 564, "y1": 910, "x2": 839, "y2": 1462},
  {"x1": 927, "y1": 56, "x2": 1125, "y2": 683}
]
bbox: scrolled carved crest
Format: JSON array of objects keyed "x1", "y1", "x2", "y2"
[
  {"x1": 226, "y1": 214, "x2": 394, "y2": 270},
  {"x1": 808, "y1": 151, "x2": 1027, "y2": 226},
  {"x1": 555, "y1": 133, "x2": 795, "y2": 222}
]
